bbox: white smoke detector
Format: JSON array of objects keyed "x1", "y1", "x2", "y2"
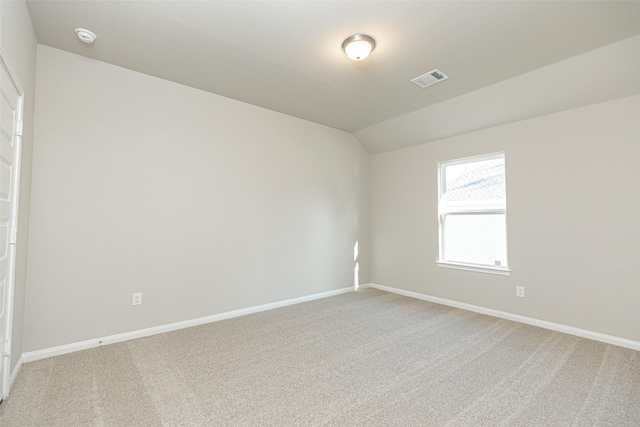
[
  {"x1": 75, "y1": 28, "x2": 97, "y2": 44},
  {"x1": 411, "y1": 69, "x2": 448, "y2": 88}
]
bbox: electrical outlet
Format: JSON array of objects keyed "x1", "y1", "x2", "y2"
[
  {"x1": 516, "y1": 286, "x2": 525, "y2": 298},
  {"x1": 132, "y1": 292, "x2": 142, "y2": 306}
]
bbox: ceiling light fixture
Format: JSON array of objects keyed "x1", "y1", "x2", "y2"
[
  {"x1": 75, "y1": 28, "x2": 97, "y2": 44},
  {"x1": 342, "y1": 34, "x2": 375, "y2": 61}
]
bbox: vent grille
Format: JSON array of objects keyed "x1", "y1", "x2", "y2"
[{"x1": 411, "y1": 69, "x2": 448, "y2": 88}]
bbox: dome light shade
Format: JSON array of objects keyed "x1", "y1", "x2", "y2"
[
  {"x1": 342, "y1": 35, "x2": 375, "y2": 61},
  {"x1": 75, "y1": 28, "x2": 97, "y2": 44}
]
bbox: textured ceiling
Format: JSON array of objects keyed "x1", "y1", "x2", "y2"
[{"x1": 25, "y1": 1, "x2": 640, "y2": 152}]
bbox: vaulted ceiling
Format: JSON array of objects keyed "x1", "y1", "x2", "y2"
[{"x1": 26, "y1": 1, "x2": 640, "y2": 153}]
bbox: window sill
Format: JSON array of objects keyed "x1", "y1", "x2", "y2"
[{"x1": 436, "y1": 261, "x2": 511, "y2": 276}]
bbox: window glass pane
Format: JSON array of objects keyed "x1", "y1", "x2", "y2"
[
  {"x1": 443, "y1": 214, "x2": 506, "y2": 266},
  {"x1": 444, "y1": 157, "x2": 505, "y2": 204}
]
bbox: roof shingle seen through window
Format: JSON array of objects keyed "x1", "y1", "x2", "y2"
[{"x1": 445, "y1": 160, "x2": 505, "y2": 202}]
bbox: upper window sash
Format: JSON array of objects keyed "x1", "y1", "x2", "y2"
[
  {"x1": 438, "y1": 153, "x2": 506, "y2": 208},
  {"x1": 439, "y1": 152, "x2": 505, "y2": 169}
]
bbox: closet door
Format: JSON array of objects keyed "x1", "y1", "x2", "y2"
[{"x1": 0, "y1": 53, "x2": 24, "y2": 401}]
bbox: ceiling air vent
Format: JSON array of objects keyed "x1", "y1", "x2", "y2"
[{"x1": 411, "y1": 69, "x2": 448, "y2": 88}]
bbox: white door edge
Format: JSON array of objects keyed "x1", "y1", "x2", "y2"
[{"x1": 0, "y1": 49, "x2": 25, "y2": 401}]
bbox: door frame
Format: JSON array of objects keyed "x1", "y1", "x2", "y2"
[{"x1": 0, "y1": 49, "x2": 24, "y2": 401}]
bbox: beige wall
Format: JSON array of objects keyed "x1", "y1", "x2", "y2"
[
  {"x1": 0, "y1": 0, "x2": 37, "y2": 372},
  {"x1": 25, "y1": 45, "x2": 370, "y2": 351},
  {"x1": 371, "y1": 94, "x2": 640, "y2": 341}
]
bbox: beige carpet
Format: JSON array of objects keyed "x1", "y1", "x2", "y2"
[{"x1": 1, "y1": 288, "x2": 639, "y2": 426}]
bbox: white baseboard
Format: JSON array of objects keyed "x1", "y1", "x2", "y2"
[
  {"x1": 369, "y1": 283, "x2": 640, "y2": 352},
  {"x1": 23, "y1": 286, "x2": 355, "y2": 363},
  {"x1": 23, "y1": 282, "x2": 636, "y2": 364},
  {"x1": 9, "y1": 354, "x2": 23, "y2": 392}
]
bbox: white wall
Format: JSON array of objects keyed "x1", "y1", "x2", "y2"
[
  {"x1": 371, "y1": 94, "x2": 640, "y2": 341},
  {"x1": 0, "y1": 0, "x2": 37, "y2": 372},
  {"x1": 25, "y1": 45, "x2": 370, "y2": 352}
]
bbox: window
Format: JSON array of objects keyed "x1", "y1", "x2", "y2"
[{"x1": 437, "y1": 153, "x2": 509, "y2": 274}]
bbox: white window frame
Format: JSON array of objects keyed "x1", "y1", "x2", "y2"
[{"x1": 436, "y1": 152, "x2": 510, "y2": 275}]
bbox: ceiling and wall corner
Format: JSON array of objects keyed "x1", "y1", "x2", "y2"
[
  {"x1": 24, "y1": 1, "x2": 640, "y2": 152},
  {"x1": 356, "y1": 35, "x2": 640, "y2": 154}
]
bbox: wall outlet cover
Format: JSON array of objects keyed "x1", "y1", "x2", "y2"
[{"x1": 132, "y1": 292, "x2": 142, "y2": 306}]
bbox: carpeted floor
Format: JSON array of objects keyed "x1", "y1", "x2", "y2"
[{"x1": 1, "y1": 288, "x2": 639, "y2": 426}]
